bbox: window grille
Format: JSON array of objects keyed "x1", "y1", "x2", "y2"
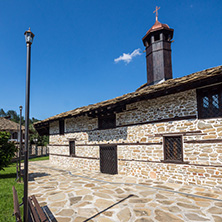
[
  {"x1": 69, "y1": 141, "x2": 75, "y2": 156},
  {"x1": 164, "y1": 136, "x2": 183, "y2": 162},
  {"x1": 98, "y1": 114, "x2": 116, "y2": 129},
  {"x1": 59, "y1": 119, "x2": 64, "y2": 135},
  {"x1": 197, "y1": 84, "x2": 222, "y2": 119}
]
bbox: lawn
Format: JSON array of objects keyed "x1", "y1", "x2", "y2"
[{"x1": 0, "y1": 156, "x2": 49, "y2": 222}]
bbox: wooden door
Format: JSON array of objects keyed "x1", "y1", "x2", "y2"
[{"x1": 100, "y1": 146, "x2": 118, "y2": 174}]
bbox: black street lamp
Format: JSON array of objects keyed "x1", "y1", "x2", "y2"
[
  {"x1": 24, "y1": 28, "x2": 34, "y2": 222},
  {"x1": 19, "y1": 105, "x2": 22, "y2": 182}
]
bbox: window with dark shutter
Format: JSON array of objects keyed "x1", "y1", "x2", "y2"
[
  {"x1": 12, "y1": 132, "x2": 18, "y2": 139},
  {"x1": 164, "y1": 136, "x2": 183, "y2": 163},
  {"x1": 197, "y1": 84, "x2": 222, "y2": 119},
  {"x1": 69, "y1": 141, "x2": 75, "y2": 156},
  {"x1": 59, "y1": 119, "x2": 64, "y2": 135},
  {"x1": 98, "y1": 114, "x2": 116, "y2": 129}
]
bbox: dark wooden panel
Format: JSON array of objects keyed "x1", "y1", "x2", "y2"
[{"x1": 100, "y1": 146, "x2": 118, "y2": 174}]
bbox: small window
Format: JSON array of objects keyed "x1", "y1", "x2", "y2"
[
  {"x1": 154, "y1": 33, "x2": 160, "y2": 41},
  {"x1": 12, "y1": 132, "x2": 18, "y2": 139},
  {"x1": 98, "y1": 114, "x2": 116, "y2": 129},
  {"x1": 69, "y1": 141, "x2": 75, "y2": 156},
  {"x1": 164, "y1": 136, "x2": 183, "y2": 163},
  {"x1": 59, "y1": 119, "x2": 64, "y2": 135},
  {"x1": 197, "y1": 84, "x2": 222, "y2": 119}
]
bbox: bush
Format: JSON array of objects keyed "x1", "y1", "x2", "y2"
[{"x1": 0, "y1": 132, "x2": 17, "y2": 171}]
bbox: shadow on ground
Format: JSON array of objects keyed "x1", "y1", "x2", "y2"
[
  {"x1": 29, "y1": 172, "x2": 50, "y2": 181},
  {"x1": 0, "y1": 173, "x2": 17, "y2": 179}
]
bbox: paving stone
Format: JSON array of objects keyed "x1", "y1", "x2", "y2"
[
  {"x1": 95, "y1": 199, "x2": 115, "y2": 209},
  {"x1": 155, "y1": 185, "x2": 174, "y2": 190},
  {"x1": 177, "y1": 202, "x2": 200, "y2": 209},
  {"x1": 208, "y1": 207, "x2": 222, "y2": 214},
  {"x1": 133, "y1": 208, "x2": 151, "y2": 217},
  {"x1": 135, "y1": 218, "x2": 154, "y2": 222},
  {"x1": 57, "y1": 209, "x2": 74, "y2": 216},
  {"x1": 129, "y1": 198, "x2": 152, "y2": 203},
  {"x1": 213, "y1": 216, "x2": 222, "y2": 222},
  {"x1": 115, "y1": 188, "x2": 125, "y2": 194},
  {"x1": 101, "y1": 189, "x2": 115, "y2": 195},
  {"x1": 78, "y1": 208, "x2": 98, "y2": 217},
  {"x1": 69, "y1": 196, "x2": 82, "y2": 205},
  {"x1": 117, "y1": 208, "x2": 131, "y2": 222},
  {"x1": 134, "y1": 203, "x2": 146, "y2": 208},
  {"x1": 185, "y1": 213, "x2": 209, "y2": 221},
  {"x1": 157, "y1": 200, "x2": 174, "y2": 205},
  {"x1": 48, "y1": 193, "x2": 66, "y2": 201},
  {"x1": 140, "y1": 190, "x2": 154, "y2": 197},
  {"x1": 167, "y1": 206, "x2": 181, "y2": 213},
  {"x1": 28, "y1": 161, "x2": 222, "y2": 222},
  {"x1": 195, "y1": 192, "x2": 219, "y2": 199},
  {"x1": 195, "y1": 201, "x2": 211, "y2": 207},
  {"x1": 75, "y1": 189, "x2": 91, "y2": 195},
  {"x1": 155, "y1": 209, "x2": 183, "y2": 222},
  {"x1": 83, "y1": 195, "x2": 94, "y2": 201},
  {"x1": 85, "y1": 183, "x2": 95, "y2": 187},
  {"x1": 215, "y1": 202, "x2": 222, "y2": 207},
  {"x1": 39, "y1": 202, "x2": 47, "y2": 207},
  {"x1": 74, "y1": 217, "x2": 93, "y2": 222},
  {"x1": 102, "y1": 211, "x2": 113, "y2": 217},
  {"x1": 155, "y1": 194, "x2": 168, "y2": 199},
  {"x1": 76, "y1": 201, "x2": 92, "y2": 207},
  {"x1": 93, "y1": 192, "x2": 112, "y2": 199},
  {"x1": 97, "y1": 218, "x2": 114, "y2": 222},
  {"x1": 56, "y1": 217, "x2": 71, "y2": 222},
  {"x1": 50, "y1": 200, "x2": 67, "y2": 207}
]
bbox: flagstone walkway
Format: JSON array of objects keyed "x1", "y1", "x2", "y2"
[{"x1": 28, "y1": 160, "x2": 222, "y2": 222}]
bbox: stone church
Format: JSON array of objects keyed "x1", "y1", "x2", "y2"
[{"x1": 34, "y1": 16, "x2": 222, "y2": 189}]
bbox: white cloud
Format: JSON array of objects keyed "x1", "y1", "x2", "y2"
[{"x1": 114, "y1": 48, "x2": 142, "y2": 64}]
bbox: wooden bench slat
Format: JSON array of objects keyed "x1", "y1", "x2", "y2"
[
  {"x1": 12, "y1": 186, "x2": 22, "y2": 222},
  {"x1": 31, "y1": 195, "x2": 48, "y2": 222},
  {"x1": 28, "y1": 197, "x2": 41, "y2": 222}
]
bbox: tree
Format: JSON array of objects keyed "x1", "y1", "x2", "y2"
[
  {"x1": 6, "y1": 110, "x2": 20, "y2": 123},
  {"x1": 0, "y1": 108, "x2": 49, "y2": 146},
  {"x1": 29, "y1": 119, "x2": 49, "y2": 146},
  {"x1": 0, "y1": 108, "x2": 6, "y2": 117},
  {"x1": 0, "y1": 131, "x2": 17, "y2": 171}
]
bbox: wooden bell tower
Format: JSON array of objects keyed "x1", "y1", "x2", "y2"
[{"x1": 142, "y1": 7, "x2": 174, "y2": 85}]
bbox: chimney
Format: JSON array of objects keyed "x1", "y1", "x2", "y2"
[{"x1": 142, "y1": 9, "x2": 174, "y2": 85}]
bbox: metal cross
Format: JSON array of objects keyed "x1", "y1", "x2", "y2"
[{"x1": 153, "y1": 6, "x2": 160, "y2": 21}]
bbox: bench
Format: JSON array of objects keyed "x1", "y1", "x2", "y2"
[
  {"x1": 12, "y1": 186, "x2": 56, "y2": 222},
  {"x1": 12, "y1": 186, "x2": 22, "y2": 222}
]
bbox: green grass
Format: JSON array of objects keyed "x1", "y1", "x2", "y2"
[
  {"x1": 0, "y1": 155, "x2": 49, "y2": 221},
  {"x1": 29, "y1": 155, "x2": 49, "y2": 162},
  {"x1": 0, "y1": 163, "x2": 24, "y2": 222}
]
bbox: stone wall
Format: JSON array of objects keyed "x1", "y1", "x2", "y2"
[
  {"x1": 117, "y1": 89, "x2": 197, "y2": 126},
  {"x1": 49, "y1": 89, "x2": 222, "y2": 189}
]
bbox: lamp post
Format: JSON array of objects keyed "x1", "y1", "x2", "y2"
[
  {"x1": 24, "y1": 28, "x2": 34, "y2": 222},
  {"x1": 19, "y1": 105, "x2": 22, "y2": 182}
]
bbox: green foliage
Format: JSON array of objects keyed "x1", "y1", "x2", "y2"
[
  {"x1": 0, "y1": 132, "x2": 17, "y2": 171},
  {"x1": 29, "y1": 123, "x2": 49, "y2": 146},
  {"x1": 0, "y1": 163, "x2": 24, "y2": 222},
  {"x1": 0, "y1": 108, "x2": 49, "y2": 146},
  {"x1": 0, "y1": 108, "x2": 6, "y2": 117}
]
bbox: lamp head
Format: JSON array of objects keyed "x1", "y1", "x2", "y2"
[{"x1": 24, "y1": 28, "x2": 35, "y2": 44}]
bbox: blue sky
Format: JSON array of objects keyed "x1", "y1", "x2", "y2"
[{"x1": 0, "y1": 0, "x2": 221, "y2": 120}]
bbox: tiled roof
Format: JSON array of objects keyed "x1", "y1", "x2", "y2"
[{"x1": 0, "y1": 117, "x2": 25, "y2": 132}]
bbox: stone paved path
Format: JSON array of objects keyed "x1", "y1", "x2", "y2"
[{"x1": 28, "y1": 160, "x2": 222, "y2": 222}]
